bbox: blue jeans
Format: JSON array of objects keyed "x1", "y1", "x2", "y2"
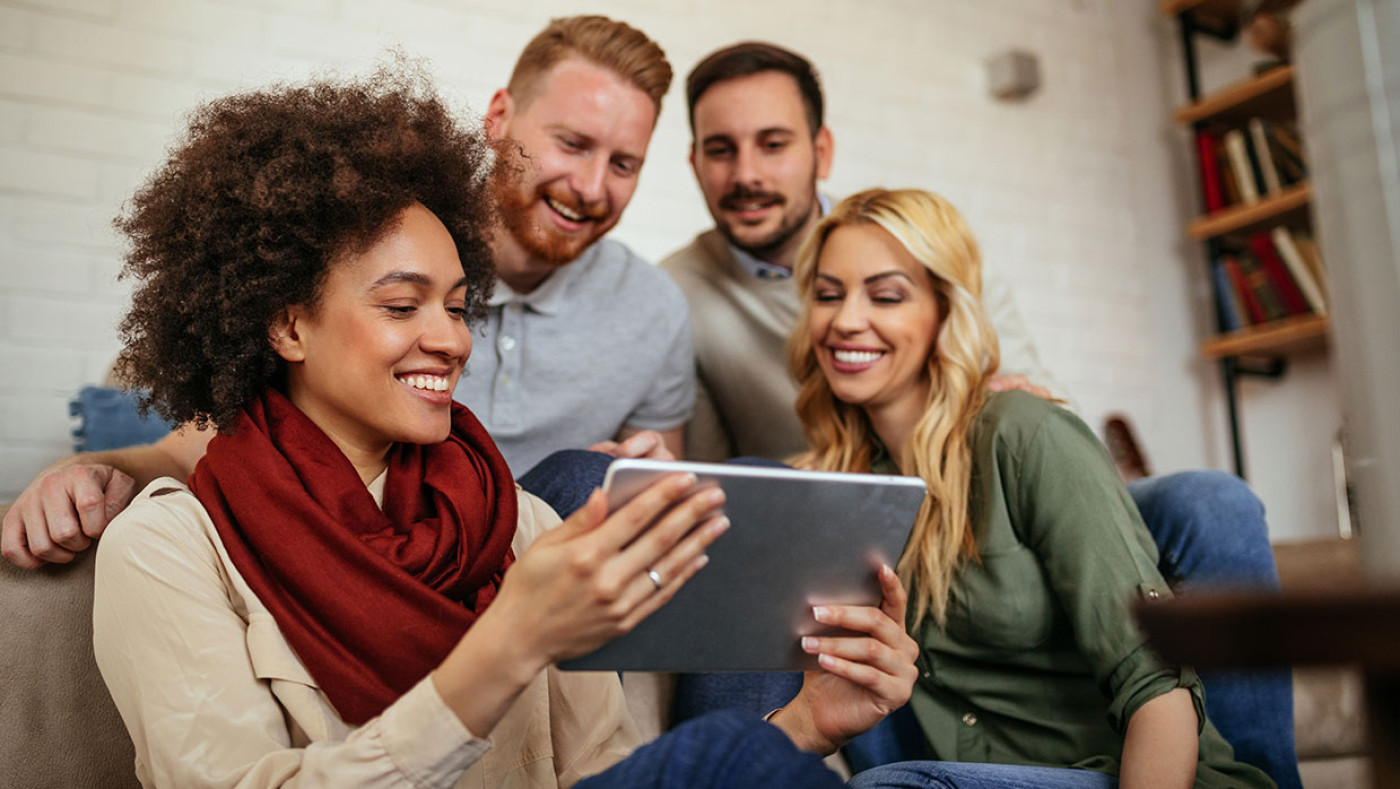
[
  {"x1": 847, "y1": 761, "x2": 1116, "y2": 789},
  {"x1": 520, "y1": 456, "x2": 1300, "y2": 788},
  {"x1": 577, "y1": 710, "x2": 844, "y2": 788}
]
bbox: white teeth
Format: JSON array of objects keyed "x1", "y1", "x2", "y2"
[
  {"x1": 399, "y1": 374, "x2": 449, "y2": 392},
  {"x1": 833, "y1": 349, "x2": 883, "y2": 365},
  {"x1": 546, "y1": 196, "x2": 584, "y2": 221}
]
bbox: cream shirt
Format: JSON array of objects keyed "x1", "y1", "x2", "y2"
[{"x1": 93, "y1": 479, "x2": 639, "y2": 789}]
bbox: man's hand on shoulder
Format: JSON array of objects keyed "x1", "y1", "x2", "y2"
[
  {"x1": 1, "y1": 423, "x2": 212, "y2": 569},
  {"x1": 986, "y1": 374, "x2": 1055, "y2": 402},
  {"x1": 589, "y1": 427, "x2": 683, "y2": 462},
  {"x1": 1, "y1": 462, "x2": 135, "y2": 569}
]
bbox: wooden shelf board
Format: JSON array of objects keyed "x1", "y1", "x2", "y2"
[
  {"x1": 1160, "y1": 0, "x2": 1242, "y2": 25},
  {"x1": 1175, "y1": 65, "x2": 1296, "y2": 125},
  {"x1": 1161, "y1": 0, "x2": 1302, "y2": 23},
  {"x1": 1188, "y1": 182, "x2": 1311, "y2": 241},
  {"x1": 1200, "y1": 313, "x2": 1329, "y2": 359}
]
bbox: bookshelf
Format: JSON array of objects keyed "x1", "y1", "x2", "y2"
[
  {"x1": 1187, "y1": 181, "x2": 1310, "y2": 240},
  {"x1": 1165, "y1": 2, "x2": 1330, "y2": 477}
]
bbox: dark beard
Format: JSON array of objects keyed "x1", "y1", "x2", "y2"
[{"x1": 715, "y1": 182, "x2": 819, "y2": 260}]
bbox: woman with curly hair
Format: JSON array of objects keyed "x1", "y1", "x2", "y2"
[
  {"x1": 786, "y1": 189, "x2": 1274, "y2": 789},
  {"x1": 92, "y1": 69, "x2": 914, "y2": 789}
]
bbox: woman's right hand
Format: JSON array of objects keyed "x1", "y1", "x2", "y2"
[
  {"x1": 432, "y1": 473, "x2": 727, "y2": 735},
  {"x1": 494, "y1": 473, "x2": 728, "y2": 664}
]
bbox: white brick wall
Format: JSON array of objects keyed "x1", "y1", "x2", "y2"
[{"x1": 0, "y1": 0, "x2": 1341, "y2": 540}]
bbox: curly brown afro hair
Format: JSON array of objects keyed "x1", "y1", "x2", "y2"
[{"x1": 114, "y1": 66, "x2": 494, "y2": 432}]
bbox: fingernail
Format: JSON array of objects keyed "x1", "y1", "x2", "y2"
[
  {"x1": 818, "y1": 654, "x2": 835, "y2": 669},
  {"x1": 694, "y1": 554, "x2": 710, "y2": 570},
  {"x1": 704, "y1": 487, "x2": 726, "y2": 504},
  {"x1": 674, "y1": 473, "x2": 697, "y2": 489},
  {"x1": 801, "y1": 636, "x2": 817, "y2": 651},
  {"x1": 708, "y1": 516, "x2": 730, "y2": 536},
  {"x1": 812, "y1": 606, "x2": 830, "y2": 622}
]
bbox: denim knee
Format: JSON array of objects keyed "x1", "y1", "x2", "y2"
[{"x1": 1129, "y1": 470, "x2": 1277, "y2": 589}]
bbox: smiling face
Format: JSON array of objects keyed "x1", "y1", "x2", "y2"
[
  {"x1": 690, "y1": 70, "x2": 832, "y2": 269},
  {"x1": 810, "y1": 223, "x2": 942, "y2": 420},
  {"x1": 272, "y1": 203, "x2": 472, "y2": 470},
  {"x1": 486, "y1": 57, "x2": 657, "y2": 291}
]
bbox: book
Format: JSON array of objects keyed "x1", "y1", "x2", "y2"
[
  {"x1": 1250, "y1": 118, "x2": 1283, "y2": 195},
  {"x1": 1267, "y1": 124, "x2": 1308, "y2": 186},
  {"x1": 1210, "y1": 255, "x2": 1244, "y2": 331},
  {"x1": 1219, "y1": 144, "x2": 1243, "y2": 205},
  {"x1": 1223, "y1": 254, "x2": 1267, "y2": 324},
  {"x1": 1250, "y1": 232, "x2": 1311, "y2": 315},
  {"x1": 1196, "y1": 129, "x2": 1225, "y2": 213},
  {"x1": 1223, "y1": 130, "x2": 1260, "y2": 204},
  {"x1": 1242, "y1": 124, "x2": 1268, "y2": 196},
  {"x1": 1272, "y1": 227, "x2": 1328, "y2": 313},
  {"x1": 1238, "y1": 251, "x2": 1289, "y2": 321},
  {"x1": 1293, "y1": 232, "x2": 1328, "y2": 299}
]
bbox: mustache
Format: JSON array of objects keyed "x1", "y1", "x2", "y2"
[{"x1": 718, "y1": 185, "x2": 785, "y2": 212}]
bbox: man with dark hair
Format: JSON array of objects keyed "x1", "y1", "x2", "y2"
[
  {"x1": 661, "y1": 40, "x2": 1303, "y2": 789},
  {"x1": 4, "y1": 15, "x2": 691, "y2": 567},
  {"x1": 664, "y1": 41, "x2": 1060, "y2": 463}
]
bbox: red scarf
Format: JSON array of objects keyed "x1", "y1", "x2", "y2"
[{"x1": 191, "y1": 389, "x2": 516, "y2": 724}]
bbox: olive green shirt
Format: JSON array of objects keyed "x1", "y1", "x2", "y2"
[{"x1": 883, "y1": 391, "x2": 1272, "y2": 788}]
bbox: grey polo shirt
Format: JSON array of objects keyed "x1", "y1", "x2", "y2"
[{"x1": 453, "y1": 238, "x2": 695, "y2": 475}]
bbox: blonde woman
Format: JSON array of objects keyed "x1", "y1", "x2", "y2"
[{"x1": 789, "y1": 189, "x2": 1273, "y2": 789}]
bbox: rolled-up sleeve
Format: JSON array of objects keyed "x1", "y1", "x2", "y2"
[{"x1": 1004, "y1": 409, "x2": 1204, "y2": 734}]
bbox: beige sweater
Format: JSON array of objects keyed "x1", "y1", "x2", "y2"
[{"x1": 93, "y1": 481, "x2": 639, "y2": 789}]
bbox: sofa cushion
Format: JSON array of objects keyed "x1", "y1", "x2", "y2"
[{"x1": 0, "y1": 536, "x2": 140, "y2": 787}]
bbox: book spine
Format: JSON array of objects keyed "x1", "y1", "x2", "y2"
[
  {"x1": 1224, "y1": 255, "x2": 1266, "y2": 324},
  {"x1": 1196, "y1": 129, "x2": 1225, "y2": 213},
  {"x1": 1250, "y1": 232, "x2": 1311, "y2": 315},
  {"x1": 1239, "y1": 252, "x2": 1288, "y2": 321},
  {"x1": 1223, "y1": 130, "x2": 1260, "y2": 204},
  {"x1": 1210, "y1": 256, "x2": 1243, "y2": 331},
  {"x1": 1272, "y1": 227, "x2": 1328, "y2": 313},
  {"x1": 1250, "y1": 118, "x2": 1282, "y2": 195}
]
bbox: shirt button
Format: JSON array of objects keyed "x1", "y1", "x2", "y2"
[
  {"x1": 922, "y1": 670, "x2": 931, "y2": 679},
  {"x1": 962, "y1": 713, "x2": 977, "y2": 727},
  {"x1": 499, "y1": 335, "x2": 517, "y2": 352},
  {"x1": 1147, "y1": 589, "x2": 1160, "y2": 600}
]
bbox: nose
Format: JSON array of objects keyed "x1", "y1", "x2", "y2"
[
  {"x1": 421, "y1": 307, "x2": 472, "y2": 362},
  {"x1": 733, "y1": 143, "x2": 760, "y2": 188},
  {"x1": 572, "y1": 156, "x2": 609, "y2": 206},
  {"x1": 831, "y1": 295, "x2": 867, "y2": 335}
]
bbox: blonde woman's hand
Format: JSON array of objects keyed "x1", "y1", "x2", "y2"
[{"x1": 769, "y1": 564, "x2": 919, "y2": 755}]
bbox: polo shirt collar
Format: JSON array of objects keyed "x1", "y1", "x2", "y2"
[
  {"x1": 727, "y1": 192, "x2": 833, "y2": 281},
  {"x1": 486, "y1": 257, "x2": 578, "y2": 316}
]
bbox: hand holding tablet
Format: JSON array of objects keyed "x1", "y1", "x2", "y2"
[{"x1": 558, "y1": 459, "x2": 926, "y2": 672}]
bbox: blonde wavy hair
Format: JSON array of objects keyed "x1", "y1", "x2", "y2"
[{"x1": 788, "y1": 188, "x2": 1000, "y2": 626}]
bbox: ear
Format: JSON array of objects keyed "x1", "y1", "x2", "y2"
[
  {"x1": 814, "y1": 125, "x2": 835, "y2": 180},
  {"x1": 268, "y1": 306, "x2": 308, "y2": 363},
  {"x1": 484, "y1": 88, "x2": 515, "y2": 142},
  {"x1": 688, "y1": 140, "x2": 698, "y2": 176}
]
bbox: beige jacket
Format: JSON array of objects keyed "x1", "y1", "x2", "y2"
[{"x1": 93, "y1": 479, "x2": 639, "y2": 789}]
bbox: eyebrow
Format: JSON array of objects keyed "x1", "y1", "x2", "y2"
[
  {"x1": 816, "y1": 271, "x2": 916, "y2": 286},
  {"x1": 700, "y1": 126, "x2": 796, "y2": 148},
  {"x1": 367, "y1": 272, "x2": 470, "y2": 291}
]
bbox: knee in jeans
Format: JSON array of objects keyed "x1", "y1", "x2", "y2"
[{"x1": 1157, "y1": 470, "x2": 1266, "y2": 536}]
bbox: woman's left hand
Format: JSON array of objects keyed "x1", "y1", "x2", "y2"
[{"x1": 770, "y1": 564, "x2": 920, "y2": 755}]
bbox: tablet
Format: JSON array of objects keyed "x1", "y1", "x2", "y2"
[{"x1": 557, "y1": 459, "x2": 927, "y2": 672}]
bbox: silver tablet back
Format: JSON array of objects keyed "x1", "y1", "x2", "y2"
[{"x1": 558, "y1": 459, "x2": 927, "y2": 672}]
